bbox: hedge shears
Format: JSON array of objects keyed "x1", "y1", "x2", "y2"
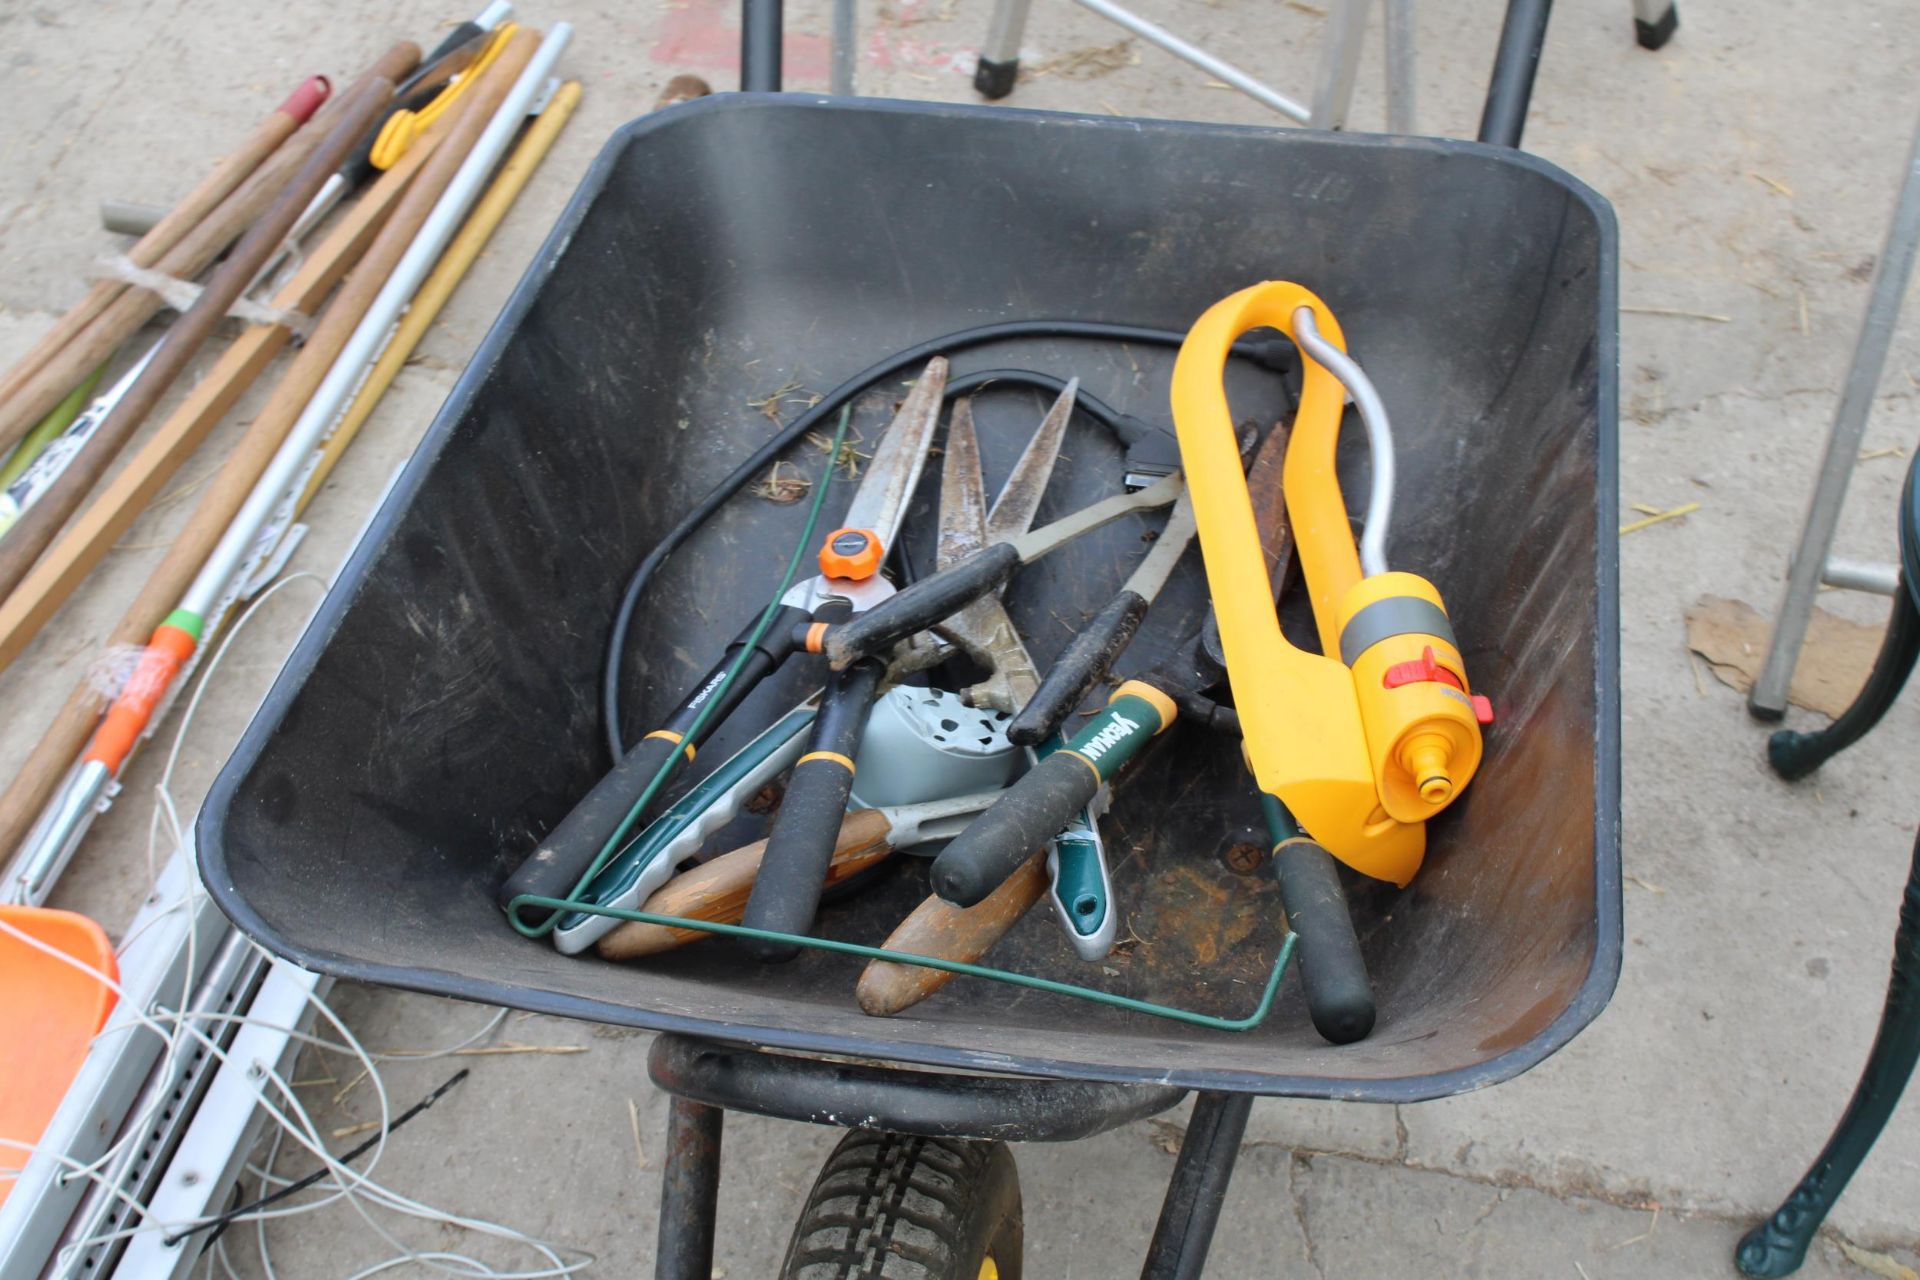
[{"x1": 502, "y1": 358, "x2": 949, "y2": 919}]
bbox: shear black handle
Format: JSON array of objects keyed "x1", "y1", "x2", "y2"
[
  {"x1": 931, "y1": 751, "x2": 1098, "y2": 906},
  {"x1": 1272, "y1": 836, "x2": 1376, "y2": 1044},
  {"x1": 1007, "y1": 590, "x2": 1148, "y2": 746},
  {"x1": 498, "y1": 605, "x2": 812, "y2": 916},
  {"x1": 823, "y1": 543, "x2": 1021, "y2": 669},
  {"x1": 740, "y1": 658, "x2": 886, "y2": 960}
]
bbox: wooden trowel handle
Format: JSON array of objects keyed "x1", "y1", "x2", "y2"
[
  {"x1": 595, "y1": 807, "x2": 893, "y2": 960},
  {"x1": 855, "y1": 850, "x2": 1047, "y2": 1016}
]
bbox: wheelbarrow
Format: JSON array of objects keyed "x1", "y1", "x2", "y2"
[{"x1": 196, "y1": 10, "x2": 1622, "y2": 1272}]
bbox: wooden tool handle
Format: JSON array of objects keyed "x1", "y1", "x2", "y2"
[
  {"x1": 855, "y1": 851, "x2": 1047, "y2": 1017},
  {"x1": 596, "y1": 808, "x2": 894, "y2": 960},
  {"x1": 0, "y1": 45, "x2": 417, "y2": 602},
  {"x1": 0, "y1": 73, "x2": 329, "y2": 415}
]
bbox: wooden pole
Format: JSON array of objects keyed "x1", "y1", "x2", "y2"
[
  {"x1": 0, "y1": 33, "x2": 539, "y2": 861},
  {"x1": 0, "y1": 77, "x2": 331, "y2": 415},
  {"x1": 0, "y1": 42, "x2": 421, "y2": 600},
  {"x1": 0, "y1": 61, "x2": 384, "y2": 455},
  {"x1": 0, "y1": 132, "x2": 443, "y2": 674}
]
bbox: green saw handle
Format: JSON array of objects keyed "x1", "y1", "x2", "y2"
[{"x1": 933, "y1": 686, "x2": 1170, "y2": 906}]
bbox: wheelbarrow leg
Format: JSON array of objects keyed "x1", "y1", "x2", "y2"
[
  {"x1": 974, "y1": 0, "x2": 1033, "y2": 99},
  {"x1": 656, "y1": 1097, "x2": 725, "y2": 1280},
  {"x1": 1767, "y1": 584, "x2": 1920, "y2": 781},
  {"x1": 1140, "y1": 1091, "x2": 1253, "y2": 1279},
  {"x1": 1737, "y1": 832, "x2": 1920, "y2": 1277}
]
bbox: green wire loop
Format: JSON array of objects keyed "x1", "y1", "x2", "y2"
[
  {"x1": 506, "y1": 398, "x2": 1301, "y2": 1032},
  {"x1": 515, "y1": 894, "x2": 1297, "y2": 1033},
  {"x1": 508, "y1": 405, "x2": 855, "y2": 940}
]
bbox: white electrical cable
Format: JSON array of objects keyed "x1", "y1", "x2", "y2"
[
  {"x1": 1290, "y1": 304, "x2": 1397, "y2": 578},
  {"x1": 2, "y1": 570, "x2": 591, "y2": 1278}
]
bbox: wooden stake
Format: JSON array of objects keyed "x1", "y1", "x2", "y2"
[
  {"x1": 0, "y1": 76, "x2": 330, "y2": 415},
  {"x1": 0, "y1": 131, "x2": 443, "y2": 673},
  {"x1": 0, "y1": 35, "x2": 538, "y2": 859},
  {"x1": 0, "y1": 43, "x2": 421, "y2": 600}
]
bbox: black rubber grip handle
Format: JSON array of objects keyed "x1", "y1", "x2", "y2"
[
  {"x1": 499, "y1": 732, "x2": 683, "y2": 917},
  {"x1": 1271, "y1": 837, "x2": 1375, "y2": 1044},
  {"x1": 739, "y1": 658, "x2": 885, "y2": 960},
  {"x1": 824, "y1": 543, "x2": 1021, "y2": 669},
  {"x1": 1007, "y1": 590, "x2": 1148, "y2": 746},
  {"x1": 931, "y1": 751, "x2": 1099, "y2": 906},
  {"x1": 499, "y1": 606, "x2": 811, "y2": 918}
]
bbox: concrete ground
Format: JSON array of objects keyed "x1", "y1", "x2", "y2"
[{"x1": 3, "y1": 0, "x2": 1919, "y2": 1274}]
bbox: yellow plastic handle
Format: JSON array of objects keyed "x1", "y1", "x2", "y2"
[
  {"x1": 1170, "y1": 282, "x2": 1425, "y2": 886},
  {"x1": 370, "y1": 22, "x2": 518, "y2": 171}
]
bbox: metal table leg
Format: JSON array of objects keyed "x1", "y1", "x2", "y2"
[
  {"x1": 1736, "y1": 831, "x2": 1920, "y2": 1277},
  {"x1": 1139, "y1": 1091, "x2": 1254, "y2": 1279},
  {"x1": 656, "y1": 1097, "x2": 725, "y2": 1280},
  {"x1": 1751, "y1": 110, "x2": 1920, "y2": 719},
  {"x1": 1382, "y1": 0, "x2": 1417, "y2": 134},
  {"x1": 1309, "y1": 0, "x2": 1373, "y2": 130},
  {"x1": 831, "y1": 0, "x2": 856, "y2": 94},
  {"x1": 741, "y1": 0, "x2": 783, "y2": 91},
  {"x1": 974, "y1": 0, "x2": 1033, "y2": 97},
  {"x1": 1477, "y1": 0, "x2": 1553, "y2": 147},
  {"x1": 1632, "y1": 0, "x2": 1678, "y2": 50},
  {"x1": 1768, "y1": 583, "x2": 1920, "y2": 780}
]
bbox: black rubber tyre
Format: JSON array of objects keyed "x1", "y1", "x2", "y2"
[{"x1": 779, "y1": 1131, "x2": 1024, "y2": 1280}]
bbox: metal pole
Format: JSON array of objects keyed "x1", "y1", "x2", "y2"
[
  {"x1": 1309, "y1": 0, "x2": 1372, "y2": 130},
  {"x1": 655, "y1": 1098, "x2": 725, "y2": 1280},
  {"x1": 741, "y1": 0, "x2": 783, "y2": 91},
  {"x1": 1067, "y1": 0, "x2": 1312, "y2": 122},
  {"x1": 1751, "y1": 108, "x2": 1920, "y2": 718},
  {"x1": 1139, "y1": 1092, "x2": 1254, "y2": 1279},
  {"x1": 1476, "y1": 0, "x2": 1552, "y2": 148},
  {"x1": 831, "y1": 0, "x2": 855, "y2": 94},
  {"x1": 1382, "y1": 0, "x2": 1417, "y2": 134},
  {"x1": 1823, "y1": 557, "x2": 1902, "y2": 597}
]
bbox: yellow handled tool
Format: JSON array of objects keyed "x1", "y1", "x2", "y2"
[{"x1": 1170, "y1": 281, "x2": 1491, "y2": 886}]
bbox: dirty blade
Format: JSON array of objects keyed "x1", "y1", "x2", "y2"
[
  {"x1": 1116, "y1": 487, "x2": 1196, "y2": 606},
  {"x1": 1006, "y1": 469, "x2": 1183, "y2": 561},
  {"x1": 939, "y1": 400, "x2": 1042, "y2": 710},
  {"x1": 838, "y1": 356, "x2": 949, "y2": 552},
  {"x1": 1203, "y1": 421, "x2": 1293, "y2": 671},
  {"x1": 983, "y1": 378, "x2": 1078, "y2": 543},
  {"x1": 936, "y1": 397, "x2": 990, "y2": 568}
]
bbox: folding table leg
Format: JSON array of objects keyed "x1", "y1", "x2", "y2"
[
  {"x1": 975, "y1": 0, "x2": 1034, "y2": 98},
  {"x1": 1309, "y1": 0, "x2": 1372, "y2": 130},
  {"x1": 1737, "y1": 832, "x2": 1920, "y2": 1278},
  {"x1": 1768, "y1": 585, "x2": 1920, "y2": 781},
  {"x1": 1752, "y1": 110, "x2": 1920, "y2": 720},
  {"x1": 1631, "y1": 0, "x2": 1678, "y2": 49}
]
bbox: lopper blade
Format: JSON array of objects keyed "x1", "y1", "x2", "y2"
[
  {"x1": 837, "y1": 357, "x2": 948, "y2": 554},
  {"x1": 983, "y1": 378, "x2": 1078, "y2": 544}
]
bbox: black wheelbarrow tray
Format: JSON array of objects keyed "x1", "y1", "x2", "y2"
[{"x1": 196, "y1": 94, "x2": 1621, "y2": 1103}]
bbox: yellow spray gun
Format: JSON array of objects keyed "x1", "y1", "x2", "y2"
[{"x1": 1170, "y1": 281, "x2": 1492, "y2": 886}]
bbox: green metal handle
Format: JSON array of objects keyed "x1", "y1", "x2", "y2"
[{"x1": 934, "y1": 692, "x2": 1168, "y2": 906}]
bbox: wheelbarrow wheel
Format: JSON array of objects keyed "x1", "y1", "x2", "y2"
[{"x1": 780, "y1": 1130, "x2": 1023, "y2": 1279}]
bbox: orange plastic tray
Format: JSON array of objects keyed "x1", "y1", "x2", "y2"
[{"x1": 0, "y1": 905, "x2": 118, "y2": 1207}]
